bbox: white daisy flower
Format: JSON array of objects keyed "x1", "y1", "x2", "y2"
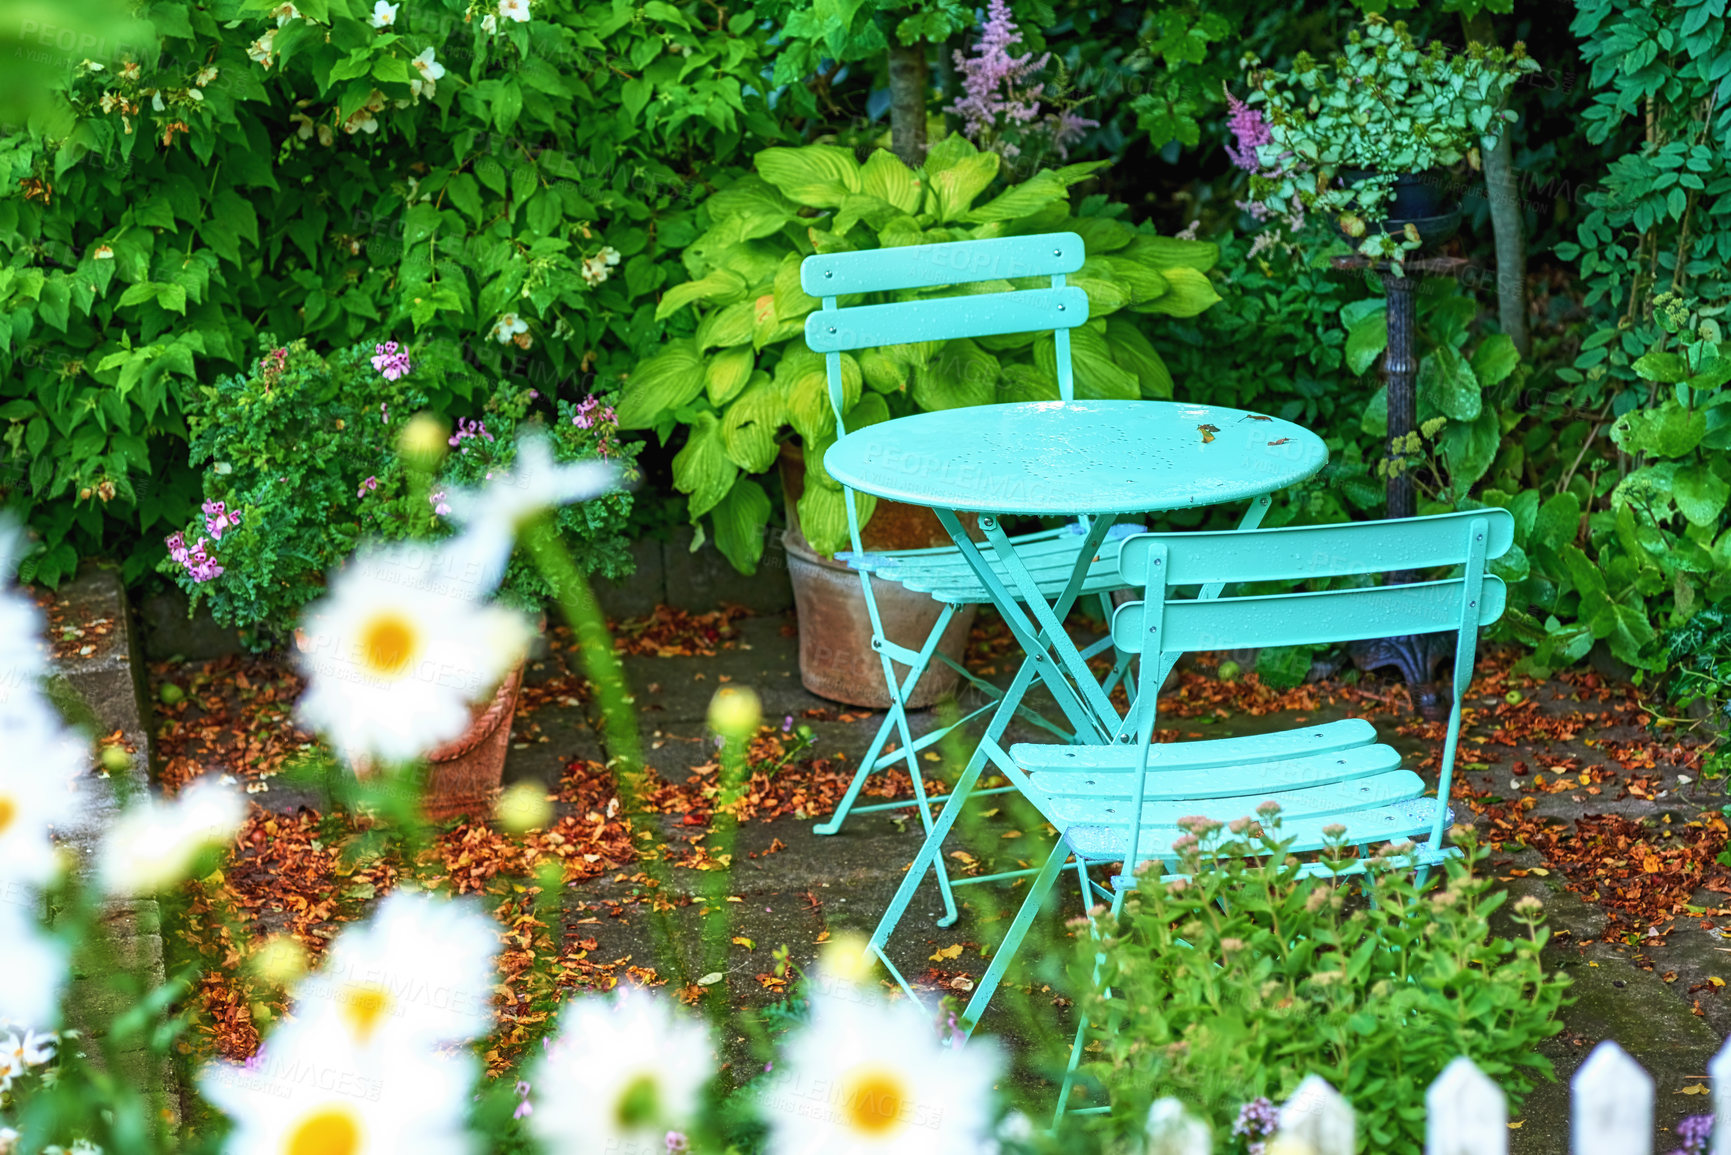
[
  {"x1": 293, "y1": 542, "x2": 532, "y2": 766},
  {"x1": 0, "y1": 698, "x2": 86, "y2": 887},
  {"x1": 529, "y1": 989, "x2": 713, "y2": 1155},
  {"x1": 292, "y1": 890, "x2": 499, "y2": 1049},
  {"x1": 0, "y1": 900, "x2": 66, "y2": 1033},
  {"x1": 368, "y1": 0, "x2": 399, "y2": 27},
  {"x1": 201, "y1": 1014, "x2": 478, "y2": 1155},
  {"x1": 498, "y1": 0, "x2": 530, "y2": 22},
  {"x1": 97, "y1": 776, "x2": 246, "y2": 897},
  {"x1": 442, "y1": 433, "x2": 620, "y2": 594},
  {"x1": 480, "y1": 11, "x2": 497, "y2": 31},
  {"x1": 763, "y1": 983, "x2": 1003, "y2": 1155},
  {"x1": 0, "y1": 1028, "x2": 57, "y2": 1092}
]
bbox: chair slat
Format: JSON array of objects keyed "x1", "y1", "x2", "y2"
[
  {"x1": 806, "y1": 287, "x2": 1088, "y2": 352},
  {"x1": 1063, "y1": 795, "x2": 1445, "y2": 863},
  {"x1": 1049, "y1": 769, "x2": 1425, "y2": 827},
  {"x1": 1118, "y1": 508, "x2": 1515, "y2": 587},
  {"x1": 801, "y1": 232, "x2": 1085, "y2": 296},
  {"x1": 1030, "y1": 743, "x2": 1401, "y2": 803},
  {"x1": 1112, "y1": 576, "x2": 1507, "y2": 655},
  {"x1": 1012, "y1": 718, "x2": 1376, "y2": 773}
]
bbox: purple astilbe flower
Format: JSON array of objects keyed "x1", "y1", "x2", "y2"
[
  {"x1": 1224, "y1": 87, "x2": 1271, "y2": 172},
  {"x1": 1050, "y1": 107, "x2": 1099, "y2": 160},
  {"x1": 948, "y1": 0, "x2": 1049, "y2": 140},
  {"x1": 370, "y1": 340, "x2": 413, "y2": 380},
  {"x1": 1668, "y1": 1114, "x2": 1714, "y2": 1155}
]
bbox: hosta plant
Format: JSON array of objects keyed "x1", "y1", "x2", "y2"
[
  {"x1": 616, "y1": 133, "x2": 1224, "y2": 571},
  {"x1": 159, "y1": 336, "x2": 636, "y2": 649},
  {"x1": 1078, "y1": 820, "x2": 1570, "y2": 1155},
  {"x1": 1242, "y1": 16, "x2": 1538, "y2": 269}
]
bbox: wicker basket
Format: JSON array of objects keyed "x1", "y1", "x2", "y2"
[{"x1": 421, "y1": 663, "x2": 525, "y2": 822}]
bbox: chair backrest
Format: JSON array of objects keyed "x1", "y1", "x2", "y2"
[
  {"x1": 1112, "y1": 509, "x2": 1513, "y2": 695},
  {"x1": 1107, "y1": 508, "x2": 1514, "y2": 872},
  {"x1": 800, "y1": 232, "x2": 1090, "y2": 436}
]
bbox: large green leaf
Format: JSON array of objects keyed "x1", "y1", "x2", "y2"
[
  {"x1": 858, "y1": 150, "x2": 922, "y2": 215},
  {"x1": 656, "y1": 268, "x2": 749, "y2": 321},
  {"x1": 721, "y1": 373, "x2": 783, "y2": 472},
  {"x1": 1129, "y1": 266, "x2": 1221, "y2": 317},
  {"x1": 754, "y1": 145, "x2": 862, "y2": 208},
  {"x1": 704, "y1": 346, "x2": 756, "y2": 406},
  {"x1": 1119, "y1": 235, "x2": 1219, "y2": 272},
  {"x1": 1439, "y1": 408, "x2": 1499, "y2": 496},
  {"x1": 696, "y1": 299, "x2": 756, "y2": 352},
  {"x1": 1470, "y1": 333, "x2": 1520, "y2": 387},
  {"x1": 1040, "y1": 327, "x2": 1138, "y2": 400},
  {"x1": 710, "y1": 478, "x2": 773, "y2": 574},
  {"x1": 1673, "y1": 462, "x2": 1730, "y2": 526},
  {"x1": 930, "y1": 153, "x2": 1000, "y2": 222},
  {"x1": 1631, "y1": 350, "x2": 1691, "y2": 384},
  {"x1": 1344, "y1": 309, "x2": 1388, "y2": 377},
  {"x1": 964, "y1": 170, "x2": 1069, "y2": 224},
  {"x1": 798, "y1": 483, "x2": 855, "y2": 557},
  {"x1": 913, "y1": 338, "x2": 998, "y2": 410},
  {"x1": 1103, "y1": 318, "x2": 1173, "y2": 399},
  {"x1": 672, "y1": 412, "x2": 738, "y2": 518},
  {"x1": 1417, "y1": 346, "x2": 1481, "y2": 421},
  {"x1": 617, "y1": 338, "x2": 705, "y2": 429},
  {"x1": 1612, "y1": 401, "x2": 1706, "y2": 458}
]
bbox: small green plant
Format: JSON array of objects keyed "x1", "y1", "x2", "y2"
[
  {"x1": 1242, "y1": 16, "x2": 1536, "y2": 270},
  {"x1": 616, "y1": 134, "x2": 1224, "y2": 570},
  {"x1": 159, "y1": 337, "x2": 636, "y2": 648},
  {"x1": 1077, "y1": 819, "x2": 1570, "y2": 1154}
]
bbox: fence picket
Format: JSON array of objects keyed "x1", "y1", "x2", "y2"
[
  {"x1": 1279, "y1": 1074, "x2": 1355, "y2": 1155},
  {"x1": 1573, "y1": 1041, "x2": 1654, "y2": 1155},
  {"x1": 1426, "y1": 1055, "x2": 1508, "y2": 1155},
  {"x1": 1710, "y1": 1035, "x2": 1731, "y2": 1155}
]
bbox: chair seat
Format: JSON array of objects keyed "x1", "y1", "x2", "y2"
[
  {"x1": 1010, "y1": 718, "x2": 1450, "y2": 873},
  {"x1": 840, "y1": 522, "x2": 1142, "y2": 606}
]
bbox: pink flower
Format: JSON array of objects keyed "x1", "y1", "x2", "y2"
[
  {"x1": 948, "y1": 0, "x2": 1048, "y2": 138},
  {"x1": 1225, "y1": 88, "x2": 1272, "y2": 173},
  {"x1": 370, "y1": 340, "x2": 413, "y2": 380},
  {"x1": 356, "y1": 476, "x2": 378, "y2": 499},
  {"x1": 429, "y1": 489, "x2": 451, "y2": 517}
]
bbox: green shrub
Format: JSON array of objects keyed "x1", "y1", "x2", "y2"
[
  {"x1": 0, "y1": 0, "x2": 783, "y2": 587},
  {"x1": 1077, "y1": 821, "x2": 1569, "y2": 1154},
  {"x1": 159, "y1": 336, "x2": 635, "y2": 648},
  {"x1": 616, "y1": 134, "x2": 1226, "y2": 571}
]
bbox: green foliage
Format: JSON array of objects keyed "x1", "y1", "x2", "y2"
[
  {"x1": 1665, "y1": 597, "x2": 1731, "y2": 779},
  {"x1": 159, "y1": 337, "x2": 634, "y2": 649},
  {"x1": 0, "y1": 0, "x2": 783, "y2": 586},
  {"x1": 1245, "y1": 15, "x2": 1537, "y2": 269},
  {"x1": 618, "y1": 135, "x2": 1223, "y2": 569},
  {"x1": 1512, "y1": 0, "x2": 1731, "y2": 674},
  {"x1": 1080, "y1": 822, "x2": 1569, "y2": 1155}
]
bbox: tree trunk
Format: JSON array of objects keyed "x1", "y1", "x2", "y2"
[
  {"x1": 888, "y1": 42, "x2": 928, "y2": 167},
  {"x1": 1465, "y1": 12, "x2": 1531, "y2": 357}
]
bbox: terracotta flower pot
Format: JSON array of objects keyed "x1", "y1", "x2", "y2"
[
  {"x1": 778, "y1": 441, "x2": 978, "y2": 709},
  {"x1": 421, "y1": 662, "x2": 525, "y2": 822}
]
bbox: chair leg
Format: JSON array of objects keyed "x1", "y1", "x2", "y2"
[
  {"x1": 813, "y1": 707, "x2": 904, "y2": 836},
  {"x1": 957, "y1": 841, "x2": 1069, "y2": 1038}
]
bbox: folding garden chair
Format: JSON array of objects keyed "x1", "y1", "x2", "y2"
[
  {"x1": 919, "y1": 508, "x2": 1511, "y2": 1111},
  {"x1": 802, "y1": 232, "x2": 1172, "y2": 926}
]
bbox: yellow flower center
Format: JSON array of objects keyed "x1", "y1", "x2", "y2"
[
  {"x1": 285, "y1": 1107, "x2": 361, "y2": 1155},
  {"x1": 358, "y1": 613, "x2": 417, "y2": 679},
  {"x1": 338, "y1": 982, "x2": 393, "y2": 1043},
  {"x1": 842, "y1": 1068, "x2": 908, "y2": 1136},
  {"x1": 0, "y1": 794, "x2": 15, "y2": 837}
]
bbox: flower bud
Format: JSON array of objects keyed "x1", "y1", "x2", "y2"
[
  {"x1": 495, "y1": 781, "x2": 553, "y2": 833},
  {"x1": 398, "y1": 412, "x2": 448, "y2": 469},
  {"x1": 707, "y1": 687, "x2": 761, "y2": 741}
]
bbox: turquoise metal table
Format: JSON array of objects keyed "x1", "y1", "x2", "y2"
[{"x1": 824, "y1": 398, "x2": 1329, "y2": 995}]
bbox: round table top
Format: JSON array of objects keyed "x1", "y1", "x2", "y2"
[{"x1": 824, "y1": 400, "x2": 1328, "y2": 517}]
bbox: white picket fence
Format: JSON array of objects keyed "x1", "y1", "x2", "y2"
[{"x1": 1143, "y1": 1039, "x2": 1731, "y2": 1155}]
